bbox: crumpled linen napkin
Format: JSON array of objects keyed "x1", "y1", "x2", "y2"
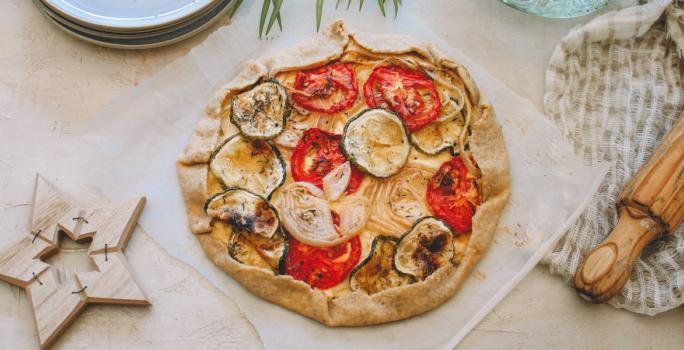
[{"x1": 544, "y1": 0, "x2": 684, "y2": 315}]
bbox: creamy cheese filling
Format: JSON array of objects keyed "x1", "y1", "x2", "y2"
[{"x1": 208, "y1": 45, "x2": 477, "y2": 297}]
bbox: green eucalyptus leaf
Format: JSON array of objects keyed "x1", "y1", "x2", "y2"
[
  {"x1": 266, "y1": 0, "x2": 284, "y2": 35},
  {"x1": 259, "y1": 0, "x2": 271, "y2": 38},
  {"x1": 316, "y1": 0, "x2": 324, "y2": 31},
  {"x1": 229, "y1": 0, "x2": 244, "y2": 18},
  {"x1": 377, "y1": 0, "x2": 386, "y2": 17},
  {"x1": 273, "y1": 0, "x2": 283, "y2": 31}
]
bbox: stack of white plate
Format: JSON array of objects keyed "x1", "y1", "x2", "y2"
[{"x1": 34, "y1": 0, "x2": 233, "y2": 49}]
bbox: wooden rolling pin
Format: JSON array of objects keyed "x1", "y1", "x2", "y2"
[{"x1": 575, "y1": 115, "x2": 684, "y2": 303}]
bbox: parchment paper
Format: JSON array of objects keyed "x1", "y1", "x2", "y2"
[{"x1": 49, "y1": 2, "x2": 608, "y2": 349}]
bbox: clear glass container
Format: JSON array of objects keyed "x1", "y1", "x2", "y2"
[{"x1": 500, "y1": 0, "x2": 612, "y2": 18}]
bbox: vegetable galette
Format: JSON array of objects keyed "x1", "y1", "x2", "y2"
[{"x1": 178, "y1": 21, "x2": 509, "y2": 326}]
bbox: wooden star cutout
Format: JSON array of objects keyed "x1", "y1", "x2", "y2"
[{"x1": 0, "y1": 175, "x2": 150, "y2": 349}]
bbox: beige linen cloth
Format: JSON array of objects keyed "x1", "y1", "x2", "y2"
[{"x1": 545, "y1": 0, "x2": 684, "y2": 315}]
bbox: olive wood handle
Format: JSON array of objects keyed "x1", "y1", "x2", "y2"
[{"x1": 575, "y1": 115, "x2": 684, "y2": 303}]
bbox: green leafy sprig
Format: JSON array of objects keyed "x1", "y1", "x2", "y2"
[{"x1": 229, "y1": 0, "x2": 402, "y2": 38}]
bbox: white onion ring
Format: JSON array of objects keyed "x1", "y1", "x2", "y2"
[
  {"x1": 436, "y1": 89, "x2": 466, "y2": 123},
  {"x1": 331, "y1": 194, "x2": 370, "y2": 237},
  {"x1": 274, "y1": 113, "x2": 320, "y2": 148},
  {"x1": 322, "y1": 161, "x2": 351, "y2": 201},
  {"x1": 278, "y1": 182, "x2": 366, "y2": 247},
  {"x1": 366, "y1": 166, "x2": 434, "y2": 237}
]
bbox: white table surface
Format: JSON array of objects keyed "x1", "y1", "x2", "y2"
[{"x1": 0, "y1": 0, "x2": 682, "y2": 349}]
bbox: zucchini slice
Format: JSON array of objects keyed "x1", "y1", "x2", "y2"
[
  {"x1": 209, "y1": 134, "x2": 286, "y2": 198},
  {"x1": 230, "y1": 80, "x2": 290, "y2": 140},
  {"x1": 394, "y1": 217, "x2": 454, "y2": 281},
  {"x1": 341, "y1": 108, "x2": 410, "y2": 178},
  {"x1": 410, "y1": 113, "x2": 465, "y2": 155},
  {"x1": 350, "y1": 236, "x2": 414, "y2": 295},
  {"x1": 205, "y1": 188, "x2": 279, "y2": 238},
  {"x1": 228, "y1": 227, "x2": 289, "y2": 274}
]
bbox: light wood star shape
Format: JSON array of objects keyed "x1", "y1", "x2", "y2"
[{"x1": 0, "y1": 175, "x2": 150, "y2": 349}]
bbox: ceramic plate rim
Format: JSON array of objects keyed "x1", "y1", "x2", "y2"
[
  {"x1": 37, "y1": 0, "x2": 231, "y2": 49},
  {"x1": 35, "y1": 0, "x2": 225, "y2": 39},
  {"x1": 42, "y1": 0, "x2": 220, "y2": 32}
]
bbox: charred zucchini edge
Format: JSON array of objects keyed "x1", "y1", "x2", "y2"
[
  {"x1": 204, "y1": 187, "x2": 281, "y2": 236},
  {"x1": 229, "y1": 79, "x2": 291, "y2": 140},
  {"x1": 276, "y1": 227, "x2": 290, "y2": 275},
  {"x1": 349, "y1": 235, "x2": 415, "y2": 292},
  {"x1": 409, "y1": 132, "x2": 455, "y2": 155},
  {"x1": 394, "y1": 216, "x2": 455, "y2": 280},
  {"x1": 203, "y1": 186, "x2": 274, "y2": 213},
  {"x1": 227, "y1": 226, "x2": 290, "y2": 275},
  {"x1": 396, "y1": 216, "x2": 453, "y2": 242}
]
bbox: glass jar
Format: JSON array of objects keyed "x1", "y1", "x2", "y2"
[{"x1": 500, "y1": 0, "x2": 612, "y2": 18}]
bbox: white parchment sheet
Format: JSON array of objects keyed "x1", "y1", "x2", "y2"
[{"x1": 65, "y1": 3, "x2": 608, "y2": 349}]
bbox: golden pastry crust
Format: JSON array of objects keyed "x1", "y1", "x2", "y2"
[{"x1": 177, "y1": 20, "x2": 510, "y2": 326}]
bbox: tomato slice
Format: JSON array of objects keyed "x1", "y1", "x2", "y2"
[
  {"x1": 290, "y1": 128, "x2": 364, "y2": 194},
  {"x1": 292, "y1": 63, "x2": 359, "y2": 113},
  {"x1": 363, "y1": 65, "x2": 442, "y2": 132},
  {"x1": 284, "y1": 233, "x2": 362, "y2": 289},
  {"x1": 426, "y1": 156, "x2": 480, "y2": 233}
]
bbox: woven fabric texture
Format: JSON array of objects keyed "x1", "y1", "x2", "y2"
[{"x1": 544, "y1": 0, "x2": 684, "y2": 315}]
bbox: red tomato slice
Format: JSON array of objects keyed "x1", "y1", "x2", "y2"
[
  {"x1": 363, "y1": 65, "x2": 441, "y2": 132},
  {"x1": 292, "y1": 63, "x2": 359, "y2": 114},
  {"x1": 426, "y1": 156, "x2": 480, "y2": 233},
  {"x1": 284, "y1": 233, "x2": 362, "y2": 289},
  {"x1": 290, "y1": 128, "x2": 364, "y2": 194}
]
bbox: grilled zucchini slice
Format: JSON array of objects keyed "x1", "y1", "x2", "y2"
[
  {"x1": 205, "y1": 188, "x2": 279, "y2": 238},
  {"x1": 228, "y1": 227, "x2": 289, "y2": 274},
  {"x1": 395, "y1": 217, "x2": 454, "y2": 281},
  {"x1": 341, "y1": 108, "x2": 410, "y2": 178},
  {"x1": 410, "y1": 113, "x2": 465, "y2": 155},
  {"x1": 230, "y1": 80, "x2": 290, "y2": 140},
  {"x1": 209, "y1": 134, "x2": 286, "y2": 198},
  {"x1": 350, "y1": 236, "x2": 414, "y2": 294}
]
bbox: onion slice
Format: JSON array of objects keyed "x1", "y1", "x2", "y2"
[
  {"x1": 274, "y1": 112, "x2": 320, "y2": 148},
  {"x1": 331, "y1": 194, "x2": 370, "y2": 237},
  {"x1": 278, "y1": 182, "x2": 368, "y2": 247},
  {"x1": 322, "y1": 161, "x2": 352, "y2": 201},
  {"x1": 366, "y1": 165, "x2": 435, "y2": 237}
]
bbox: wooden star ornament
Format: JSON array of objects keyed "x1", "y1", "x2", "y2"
[{"x1": 0, "y1": 175, "x2": 150, "y2": 349}]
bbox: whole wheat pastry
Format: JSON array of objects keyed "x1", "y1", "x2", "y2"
[{"x1": 177, "y1": 20, "x2": 510, "y2": 326}]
